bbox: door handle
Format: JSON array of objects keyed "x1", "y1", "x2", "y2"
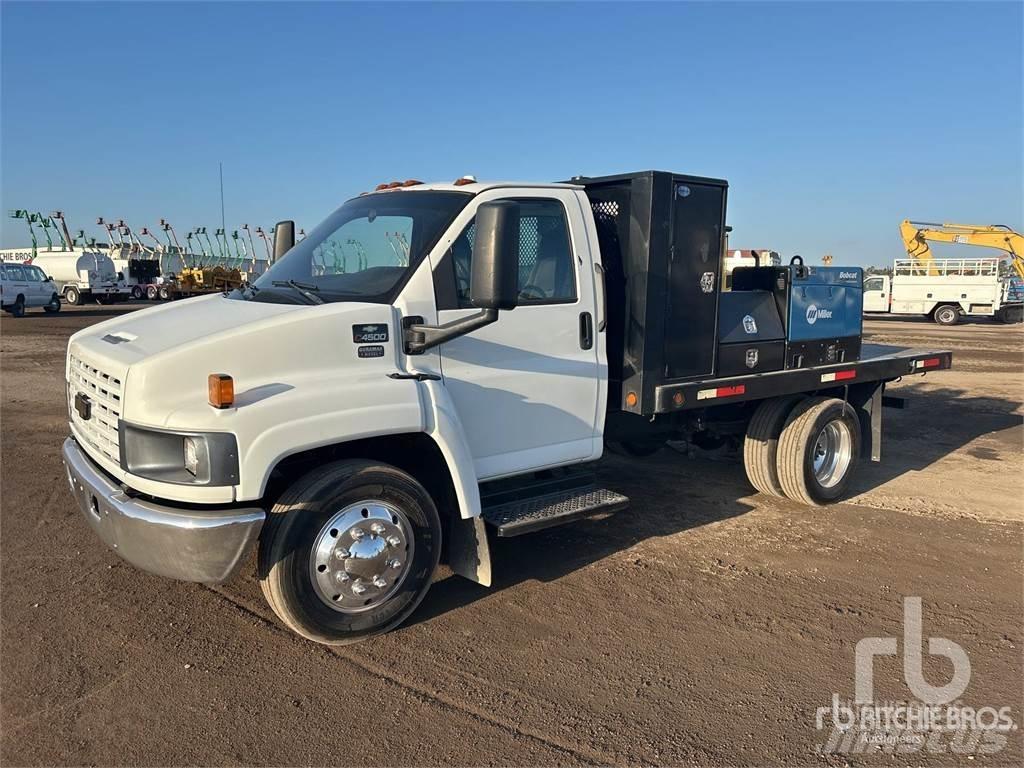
[{"x1": 579, "y1": 311, "x2": 594, "y2": 350}]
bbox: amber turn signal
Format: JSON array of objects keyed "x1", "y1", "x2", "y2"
[{"x1": 208, "y1": 373, "x2": 234, "y2": 409}]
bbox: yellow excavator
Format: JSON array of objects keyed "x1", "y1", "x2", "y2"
[{"x1": 900, "y1": 220, "x2": 1024, "y2": 279}]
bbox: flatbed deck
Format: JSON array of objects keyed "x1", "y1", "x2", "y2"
[{"x1": 655, "y1": 343, "x2": 953, "y2": 412}]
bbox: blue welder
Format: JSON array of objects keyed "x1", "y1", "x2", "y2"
[{"x1": 724, "y1": 256, "x2": 863, "y2": 373}]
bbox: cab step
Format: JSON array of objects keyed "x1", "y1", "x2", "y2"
[{"x1": 481, "y1": 484, "x2": 630, "y2": 537}]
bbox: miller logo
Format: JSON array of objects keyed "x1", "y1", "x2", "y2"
[
  {"x1": 805, "y1": 304, "x2": 834, "y2": 325},
  {"x1": 745, "y1": 348, "x2": 759, "y2": 369},
  {"x1": 742, "y1": 314, "x2": 758, "y2": 334}
]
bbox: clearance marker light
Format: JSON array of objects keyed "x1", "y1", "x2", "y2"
[
  {"x1": 696, "y1": 384, "x2": 746, "y2": 401},
  {"x1": 914, "y1": 357, "x2": 941, "y2": 369},
  {"x1": 820, "y1": 369, "x2": 857, "y2": 383},
  {"x1": 208, "y1": 373, "x2": 234, "y2": 409}
]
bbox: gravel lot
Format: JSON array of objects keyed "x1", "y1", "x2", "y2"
[{"x1": 2, "y1": 305, "x2": 1021, "y2": 766}]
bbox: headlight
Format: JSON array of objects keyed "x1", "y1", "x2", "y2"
[{"x1": 120, "y1": 423, "x2": 239, "y2": 486}]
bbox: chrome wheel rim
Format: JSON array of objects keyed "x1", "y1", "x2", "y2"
[
  {"x1": 309, "y1": 500, "x2": 414, "y2": 613},
  {"x1": 812, "y1": 420, "x2": 853, "y2": 488}
]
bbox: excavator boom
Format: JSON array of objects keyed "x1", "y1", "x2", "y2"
[{"x1": 900, "y1": 220, "x2": 1024, "y2": 279}]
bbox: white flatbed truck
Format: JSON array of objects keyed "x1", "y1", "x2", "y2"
[{"x1": 62, "y1": 171, "x2": 953, "y2": 644}]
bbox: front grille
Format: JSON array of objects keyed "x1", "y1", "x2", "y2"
[{"x1": 68, "y1": 354, "x2": 123, "y2": 464}]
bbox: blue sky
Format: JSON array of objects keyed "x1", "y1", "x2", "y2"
[{"x1": 2, "y1": 1, "x2": 1021, "y2": 266}]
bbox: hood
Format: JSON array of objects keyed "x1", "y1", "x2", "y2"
[
  {"x1": 69, "y1": 294, "x2": 303, "y2": 367},
  {"x1": 67, "y1": 294, "x2": 401, "y2": 429}
]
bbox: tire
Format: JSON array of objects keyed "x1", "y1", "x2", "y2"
[
  {"x1": 10, "y1": 297, "x2": 26, "y2": 318},
  {"x1": 933, "y1": 305, "x2": 959, "y2": 326},
  {"x1": 131, "y1": 285, "x2": 143, "y2": 300},
  {"x1": 64, "y1": 287, "x2": 83, "y2": 306},
  {"x1": 146, "y1": 285, "x2": 159, "y2": 301},
  {"x1": 258, "y1": 460, "x2": 442, "y2": 645},
  {"x1": 743, "y1": 395, "x2": 804, "y2": 496},
  {"x1": 44, "y1": 294, "x2": 61, "y2": 313},
  {"x1": 158, "y1": 286, "x2": 171, "y2": 301},
  {"x1": 776, "y1": 397, "x2": 861, "y2": 506}
]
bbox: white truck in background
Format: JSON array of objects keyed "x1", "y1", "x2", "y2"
[
  {"x1": 863, "y1": 258, "x2": 1024, "y2": 325},
  {"x1": 6, "y1": 248, "x2": 132, "y2": 305}
]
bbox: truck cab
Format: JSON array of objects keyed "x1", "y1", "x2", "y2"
[
  {"x1": 862, "y1": 274, "x2": 890, "y2": 313},
  {"x1": 62, "y1": 172, "x2": 952, "y2": 644}
]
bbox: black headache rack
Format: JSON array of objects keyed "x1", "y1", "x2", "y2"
[
  {"x1": 570, "y1": 170, "x2": 729, "y2": 417},
  {"x1": 653, "y1": 344, "x2": 953, "y2": 413}
]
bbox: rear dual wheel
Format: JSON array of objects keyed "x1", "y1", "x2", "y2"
[
  {"x1": 744, "y1": 396, "x2": 860, "y2": 505},
  {"x1": 258, "y1": 460, "x2": 441, "y2": 645}
]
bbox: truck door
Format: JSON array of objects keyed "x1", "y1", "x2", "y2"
[
  {"x1": 863, "y1": 276, "x2": 889, "y2": 312},
  {"x1": 434, "y1": 190, "x2": 602, "y2": 480}
]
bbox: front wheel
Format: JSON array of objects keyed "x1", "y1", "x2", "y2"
[
  {"x1": 44, "y1": 294, "x2": 61, "y2": 313},
  {"x1": 258, "y1": 460, "x2": 442, "y2": 645},
  {"x1": 933, "y1": 305, "x2": 959, "y2": 326},
  {"x1": 776, "y1": 397, "x2": 861, "y2": 505}
]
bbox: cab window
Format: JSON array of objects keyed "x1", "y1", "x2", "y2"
[
  {"x1": 450, "y1": 199, "x2": 577, "y2": 307},
  {"x1": 25, "y1": 266, "x2": 45, "y2": 281},
  {"x1": 4, "y1": 264, "x2": 26, "y2": 280},
  {"x1": 864, "y1": 277, "x2": 886, "y2": 292}
]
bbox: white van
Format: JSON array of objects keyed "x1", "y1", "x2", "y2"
[{"x1": 1, "y1": 262, "x2": 61, "y2": 316}]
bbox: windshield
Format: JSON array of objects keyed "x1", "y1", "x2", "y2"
[{"x1": 240, "y1": 190, "x2": 471, "y2": 304}]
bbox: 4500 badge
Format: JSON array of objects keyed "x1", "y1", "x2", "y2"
[{"x1": 352, "y1": 324, "x2": 389, "y2": 343}]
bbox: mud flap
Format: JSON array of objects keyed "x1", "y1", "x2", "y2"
[{"x1": 447, "y1": 515, "x2": 492, "y2": 587}]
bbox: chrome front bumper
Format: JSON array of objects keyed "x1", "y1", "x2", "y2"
[{"x1": 62, "y1": 437, "x2": 264, "y2": 584}]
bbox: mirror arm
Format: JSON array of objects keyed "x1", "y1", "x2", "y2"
[{"x1": 404, "y1": 308, "x2": 499, "y2": 355}]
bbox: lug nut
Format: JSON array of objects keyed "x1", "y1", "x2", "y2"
[
  {"x1": 351, "y1": 580, "x2": 367, "y2": 595},
  {"x1": 335, "y1": 571, "x2": 350, "y2": 583},
  {"x1": 388, "y1": 558, "x2": 402, "y2": 569},
  {"x1": 372, "y1": 576, "x2": 387, "y2": 588},
  {"x1": 350, "y1": 527, "x2": 366, "y2": 540},
  {"x1": 386, "y1": 535, "x2": 401, "y2": 547},
  {"x1": 334, "y1": 549, "x2": 348, "y2": 560},
  {"x1": 370, "y1": 522, "x2": 386, "y2": 535}
]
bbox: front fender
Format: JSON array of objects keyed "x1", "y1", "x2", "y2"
[
  {"x1": 236, "y1": 372, "x2": 426, "y2": 500},
  {"x1": 418, "y1": 378, "x2": 481, "y2": 520}
]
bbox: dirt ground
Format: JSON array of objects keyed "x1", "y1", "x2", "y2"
[{"x1": 2, "y1": 305, "x2": 1021, "y2": 767}]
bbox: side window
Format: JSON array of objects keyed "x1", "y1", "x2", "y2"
[
  {"x1": 5, "y1": 264, "x2": 25, "y2": 280},
  {"x1": 864, "y1": 277, "x2": 885, "y2": 292},
  {"x1": 450, "y1": 199, "x2": 577, "y2": 306},
  {"x1": 26, "y1": 266, "x2": 45, "y2": 282}
]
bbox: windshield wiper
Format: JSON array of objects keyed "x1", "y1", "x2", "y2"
[{"x1": 272, "y1": 279, "x2": 324, "y2": 305}]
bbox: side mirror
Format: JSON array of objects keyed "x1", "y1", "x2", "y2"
[
  {"x1": 273, "y1": 220, "x2": 295, "y2": 261},
  {"x1": 470, "y1": 201, "x2": 520, "y2": 311},
  {"x1": 46, "y1": 275, "x2": 54, "y2": 282},
  {"x1": 403, "y1": 201, "x2": 521, "y2": 355}
]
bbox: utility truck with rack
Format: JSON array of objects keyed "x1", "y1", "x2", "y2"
[
  {"x1": 863, "y1": 258, "x2": 1024, "y2": 325},
  {"x1": 62, "y1": 171, "x2": 953, "y2": 645}
]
